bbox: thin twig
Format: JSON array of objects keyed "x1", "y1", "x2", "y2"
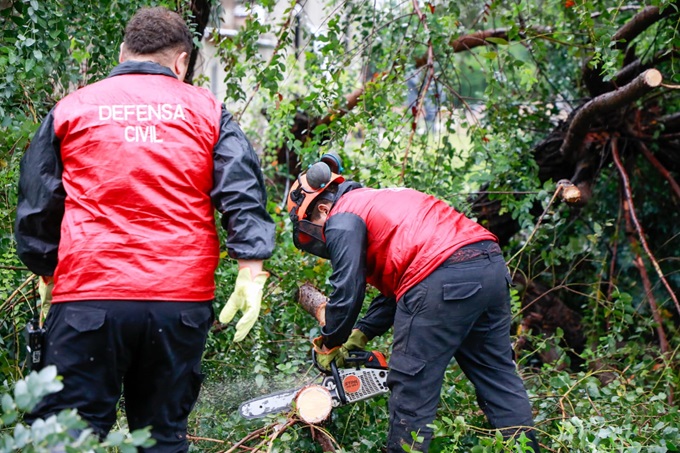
[
  {"x1": 508, "y1": 183, "x2": 564, "y2": 275},
  {"x1": 0, "y1": 274, "x2": 35, "y2": 314},
  {"x1": 611, "y1": 137, "x2": 680, "y2": 318},
  {"x1": 638, "y1": 142, "x2": 680, "y2": 200},
  {"x1": 187, "y1": 434, "x2": 225, "y2": 444},
  {"x1": 223, "y1": 425, "x2": 270, "y2": 453},
  {"x1": 266, "y1": 419, "x2": 298, "y2": 453},
  {"x1": 399, "y1": 0, "x2": 435, "y2": 182}
]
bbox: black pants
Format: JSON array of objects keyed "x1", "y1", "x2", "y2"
[
  {"x1": 387, "y1": 241, "x2": 540, "y2": 452},
  {"x1": 25, "y1": 300, "x2": 213, "y2": 452}
]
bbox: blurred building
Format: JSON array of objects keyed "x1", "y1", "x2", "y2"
[{"x1": 198, "y1": 0, "x2": 326, "y2": 101}]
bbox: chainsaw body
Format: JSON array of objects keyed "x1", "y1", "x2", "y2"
[{"x1": 239, "y1": 350, "x2": 389, "y2": 419}]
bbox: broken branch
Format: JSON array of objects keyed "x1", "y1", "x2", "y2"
[{"x1": 560, "y1": 69, "x2": 662, "y2": 158}]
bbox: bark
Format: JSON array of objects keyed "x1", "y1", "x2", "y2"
[
  {"x1": 310, "y1": 426, "x2": 337, "y2": 452},
  {"x1": 296, "y1": 283, "x2": 328, "y2": 326},
  {"x1": 560, "y1": 69, "x2": 662, "y2": 162}
]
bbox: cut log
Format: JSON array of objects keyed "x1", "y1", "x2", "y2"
[
  {"x1": 560, "y1": 69, "x2": 663, "y2": 158},
  {"x1": 557, "y1": 179, "x2": 582, "y2": 204},
  {"x1": 295, "y1": 385, "x2": 333, "y2": 424},
  {"x1": 296, "y1": 282, "x2": 328, "y2": 326}
]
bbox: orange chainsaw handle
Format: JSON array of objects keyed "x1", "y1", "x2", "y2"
[{"x1": 345, "y1": 350, "x2": 388, "y2": 369}]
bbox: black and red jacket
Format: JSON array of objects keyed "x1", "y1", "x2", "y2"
[
  {"x1": 15, "y1": 61, "x2": 275, "y2": 303},
  {"x1": 321, "y1": 183, "x2": 497, "y2": 347}
]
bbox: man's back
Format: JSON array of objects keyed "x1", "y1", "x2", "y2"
[
  {"x1": 49, "y1": 62, "x2": 223, "y2": 302},
  {"x1": 329, "y1": 187, "x2": 497, "y2": 299}
]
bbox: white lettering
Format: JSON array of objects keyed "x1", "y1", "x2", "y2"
[
  {"x1": 123, "y1": 125, "x2": 163, "y2": 143},
  {"x1": 136, "y1": 105, "x2": 148, "y2": 122},
  {"x1": 149, "y1": 104, "x2": 162, "y2": 121},
  {"x1": 99, "y1": 105, "x2": 111, "y2": 120},
  {"x1": 98, "y1": 104, "x2": 186, "y2": 123},
  {"x1": 99, "y1": 104, "x2": 179, "y2": 143},
  {"x1": 139, "y1": 126, "x2": 150, "y2": 142},
  {"x1": 151, "y1": 126, "x2": 162, "y2": 142},
  {"x1": 161, "y1": 104, "x2": 173, "y2": 120},
  {"x1": 173, "y1": 104, "x2": 186, "y2": 120},
  {"x1": 124, "y1": 125, "x2": 135, "y2": 142},
  {"x1": 112, "y1": 105, "x2": 124, "y2": 121},
  {"x1": 124, "y1": 105, "x2": 135, "y2": 121}
]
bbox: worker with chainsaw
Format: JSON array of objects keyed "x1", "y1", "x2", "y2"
[
  {"x1": 287, "y1": 153, "x2": 540, "y2": 452},
  {"x1": 15, "y1": 7, "x2": 274, "y2": 451}
]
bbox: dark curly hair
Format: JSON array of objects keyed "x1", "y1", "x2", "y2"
[{"x1": 124, "y1": 7, "x2": 192, "y2": 57}]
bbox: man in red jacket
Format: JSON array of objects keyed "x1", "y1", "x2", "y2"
[
  {"x1": 15, "y1": 7, "x2": 274, "y2": 452},
  {"x1": 287, "y1": 155, "x2": 540, "y2": 452}
]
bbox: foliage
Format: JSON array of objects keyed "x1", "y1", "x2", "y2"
[
  {"x1": 0, "y1": 366, "x2": 154, "y2": 452},
  {"x1": 1, "y1": 0, "x2": 679, "y2": 452}
]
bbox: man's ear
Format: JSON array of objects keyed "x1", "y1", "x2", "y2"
[
  {"x1": 318, "y1": 203, "x2": 331, "y2": 216},
  {"x1": 118, "y1": 42, "x2": 126, "y2": 63},
  {"x1": 173, "y1": 51, "x2": 189, "y2": 81}
]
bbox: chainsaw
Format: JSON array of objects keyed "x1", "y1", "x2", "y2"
[{"x1": 239, "y1": 349, "x2": 390, "y2": 420}]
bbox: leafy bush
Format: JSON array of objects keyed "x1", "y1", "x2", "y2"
[{"x1": 0, "y1": 367, "x2": 153, "y2": 452}]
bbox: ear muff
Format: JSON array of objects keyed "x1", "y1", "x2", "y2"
[
  {"x1": 305, "y1": 162, "x2": 332, "y2": 190},
  {"x1": 319, "y1": 152, "x2": 343, "y2": 174}
]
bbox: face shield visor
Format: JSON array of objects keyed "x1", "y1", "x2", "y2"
[
  {"x1": 287, "y1": 159, "x2": 344, "y2": 258},
  {"x1": 292, "y1": 218, "x2": 330, "y2": 259}
]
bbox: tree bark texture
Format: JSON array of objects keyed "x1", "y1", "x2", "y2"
[{"x1": 296, "y1": 282, "x2": 328, "y2": 326}]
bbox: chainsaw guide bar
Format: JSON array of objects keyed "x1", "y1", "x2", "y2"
[{"x1": 239, "y1": 366, "x2": 389, "y2": 420}]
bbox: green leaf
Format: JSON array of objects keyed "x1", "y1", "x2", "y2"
[
  {"x1": 486, "y1": 37, "x2": 509, "y2": 45},
  {"x1": 1, "y1": 394, "x2": 14, "y2": 413},
  {"x1": 105, "y1": 431, "x2": 125, "y2": 445}
]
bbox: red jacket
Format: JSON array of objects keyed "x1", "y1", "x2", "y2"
[
  {"x1": 321, "y1": 184, "x2": 497, "y2": 346},
  {"x1": 15, "y1": 61, "x2": 275, "y2": 302}
]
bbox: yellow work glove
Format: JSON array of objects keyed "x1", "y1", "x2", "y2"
[
  {"x1": 219, "y1": 267, "x2": 269, "y2": 342},
  {"x1": 312, "y1": 330, "x2": 369, "y2": 371},
  {"x1": 312, "y1": 336, "x2": 343, "y2": 371},
  {"x1": 38, "y1": 276, "x2": 54, "y2": 305},
  {"x1": 340, "y1": 329, "x2": 369, "y2": 355},
  {"x1": 38, "y1": 276, "x2": 54, "y2": 321}
]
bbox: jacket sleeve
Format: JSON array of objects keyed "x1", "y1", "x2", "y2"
[
  {"x1": 355, "y1": 294, "x2": 397, "y2": 340},
  {"x1": 211, "y1": 105, "x2": 275, "y2": 260},
  {"x1": 321, "y1": 212, "x2": 368, "y2": 348},
  {"x1": 14, "y1": 108, "x2": 65, "y2": 276}
]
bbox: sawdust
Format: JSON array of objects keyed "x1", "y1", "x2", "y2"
[{"x1": 196, "y1": 372, "x2": 315, "y2": 413}]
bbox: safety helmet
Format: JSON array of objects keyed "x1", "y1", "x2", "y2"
[{"x1": 287, "y1": 152, "x2": 345, "y2": 258}]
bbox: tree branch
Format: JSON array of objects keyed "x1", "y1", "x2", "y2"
[
  {"x1": 638, "y1": 142, "x2": 680, "y2": 201},
  {"x1": 611, "y1": 137, "x2": 680, "y2": 320},
  {"x1": 612, "y1": 3, "x2": 678, "y2": 50},
  {"x1": 560, "y1": 69, "x2": 662, "y2": 158},
  {"x1": 414, "y1": 27, "x2": 550, "y2": 68},
  {"x1": 613, "y1": 50, "x2": 674, "y2": 87},
  {"x1": 658, "y1": 111, "x2": 680, "y2": 134}
]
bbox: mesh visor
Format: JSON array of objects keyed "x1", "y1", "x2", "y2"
[{"x1": 293, "y1": 219, "x2": 329, "y2": 259}]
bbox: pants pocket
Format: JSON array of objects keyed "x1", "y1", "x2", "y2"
[
  {"x1": 389, "y1": 350, "x2": 427, "y2": 377},
  {"x1": 442, "y1": 282, "x2": 482, "y2": 302},
  {"x1": 64, "y1": 306, "x2": 106, "y2": 332}
]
